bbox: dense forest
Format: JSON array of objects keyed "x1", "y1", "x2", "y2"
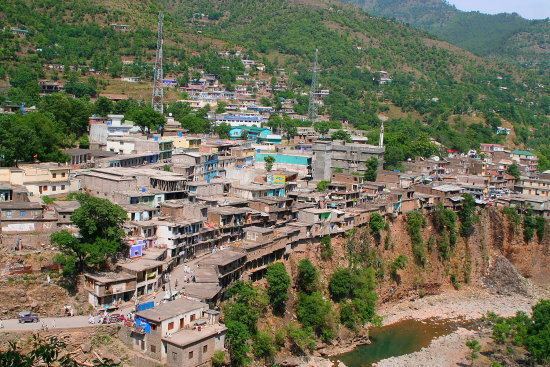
[
  {"x1": 0, "y1": 0, "x2": 548, "y2": 169},
  {"x1": 342, "y1": 0, "x2": 550, "y2": 71}
]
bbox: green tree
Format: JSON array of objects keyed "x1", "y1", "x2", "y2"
[
  {"x1": 331, "y1": 129, "x2": 351, "y2": 142},
  {"x1": 51, "y1": 194, "x2": 126, "y2": 277},
  {"x1": 297, "y1": 291, "x2": 335, "y2": 341},
  {"x1": 266, "y1": 262, "x2": 291, "y2": 316},
  {"x1": 127, "y1": 106, "x2": 165, "y2": 133},
  {"x1": 369, "y1": 213, "x2": 386, "y2": 243},
  {"x1": 313, "y1": 121, "x2": 330, "y2": 137},
  {"x1": 287, "y1": 323, "x2": 316, "y2": 355},
  {"x1": 364, "y1": 157, "x2": 379, "y2": 182},
  {"x1": 320, "y1": 235, "x2": 333, "y2": 260},
  {"x1": 296, "y1": 259, "x2": 318, "y2": 294},
  {"x1": 252, "y1": 332, "x2": 275, "y2": 364},
  {"x1": 526, "y1": 300, "x2": 550, "y2": 364},
  {"x1": 316, "y1": 180, "x2": 330, "y2": 192},
  {"x1": 506, "y1": 163, "x2": 521, "y2": 180},
  {"x1": 39, "y1": 93, "x2": 92, "y2": 136},
  {"x1": 211, "y1": 350, "x2": 226, "y2": 367},
  {"x1": 215, "y1": 101, "x2": 227, "y2": 114},
  {"x1": 407, "y1": 210, "x2": 427, "y2": 266},
  {"x1": 226, "y1": 321, "x2": 250, "y2": 367},
  {"x1": 264, "y1": 155, "x2": 275, "y2": 172},
  {"x1": 329, "y1": 268, "x2": 353, "y2": 302},
  {"x1": 459, "y1": 194, "x2": 478, "y2": 237},
  {"x1": 94, "y1": 96, "x2": 113, "y2": 117},
  {"x1": 214, "y1": 123, "x2": 231, "y2": 139}
]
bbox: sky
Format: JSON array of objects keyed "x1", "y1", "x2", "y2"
[{"x1": 447, "y1": 0, "x2": 550, "y2": 19}]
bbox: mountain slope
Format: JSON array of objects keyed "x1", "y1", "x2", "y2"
[
  {"x1": 341, "y1": 0, "x2": 549, "y2": 71},
  {"x1": 0, "y1": 0, "x2": 548, "y2": 164}
]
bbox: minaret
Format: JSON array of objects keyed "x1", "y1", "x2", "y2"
[{"x1": 379, "y1": 120, "x2": 384, "y2": 148}]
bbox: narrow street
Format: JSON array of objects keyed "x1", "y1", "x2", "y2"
[{"x1": 0, "y1": 316, "x2": 102, "y2": 332}]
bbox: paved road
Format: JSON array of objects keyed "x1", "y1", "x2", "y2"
[{"x1": 0, "y1": 316, "x2": 105, "y2": 332}]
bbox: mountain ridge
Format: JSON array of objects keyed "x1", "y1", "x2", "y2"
[{"x1": 341, "y1": 0, "x2": 549, "y2": 71}]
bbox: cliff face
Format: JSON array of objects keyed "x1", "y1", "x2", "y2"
[{"x1": 285, "y1": 207, "x2": 549, "y2": 306}]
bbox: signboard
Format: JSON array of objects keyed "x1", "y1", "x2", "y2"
[{"x1": 129, "y1": 243, "x2": 143, "y2": 258}]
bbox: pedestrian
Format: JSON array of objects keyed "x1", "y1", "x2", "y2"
[
  {"x1": 175, "y1": 279, "x2": 178, "y2": 288},
  {"x1": 88, "y1": 315, "x2": 94, "y2": 324},
  {"x1": 51, "y1": 319, "x2": 56, "y2": 329},
  {"x1": 0, "y1": 319, "x2": 4, "y2": 329}
]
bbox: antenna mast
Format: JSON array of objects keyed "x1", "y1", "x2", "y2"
[
  {"x1": 152, "y1": 12, "x2": 164, "y2": 115},
  {"x1": 308, "y1": 48, "x2": 319, "y2": 122}
]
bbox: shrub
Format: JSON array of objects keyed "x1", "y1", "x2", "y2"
[
  {"x1": 252, "y1": 332, "x2": 275, "y2": 362},
  {"x1": 329, "y1": 268, "x2": 353, "y2": 302},
  {"x1": 266, "y1": 262, "x2": 291, "y2": 316},
  {"x1": 390, "y1": 255, "x2": 408, "y2": 282},
  {"x1": 297, "y1": 291, "x2": 335, "y2": 341},
  {"x1": 320, "y1": 235, "x2": 333, "y2": 260},
  {"x1": 406, "y1": 211, "x2": 427, "y2": 266},
  {"x1": 287, "y1": 323, "x2": 316, "y2": 355},
  {"x1": 296, "y1": 259, "x2": 318, "y2": 294}
]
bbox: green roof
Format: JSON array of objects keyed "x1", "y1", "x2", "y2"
[{"x1": 511, "y1": 149, "x2": 534, "y2": 156}]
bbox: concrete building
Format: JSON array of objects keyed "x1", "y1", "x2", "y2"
[
  {"x1": 0, "y1": 163, "x2": 72, "y2": 198},
  {"x1": 312, "y1": 140, "x2": 384, "y2": 181}
]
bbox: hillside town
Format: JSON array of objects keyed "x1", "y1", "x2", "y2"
[
  {"x1": 1, "y1": 94, "x2": 548, "y2": 365},
  {"x1": 1, "y1": 6, "x2": 549, "y2": 364}
]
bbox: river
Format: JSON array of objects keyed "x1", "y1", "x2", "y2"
[{"x1": 335, "y1": 318, "x2": 478, "y2": 367}]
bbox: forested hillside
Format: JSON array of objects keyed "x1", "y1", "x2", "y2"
[
  {"x1": 342, "y1": 0, "x2": 549, "y2": 71},
  {"x1": 0, "y1": 0, "x2": 549, "y2": 168}
]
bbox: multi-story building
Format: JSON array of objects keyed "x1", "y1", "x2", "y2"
[
  {"x1": 0, "y1": 163, "x2": 72, "y2": 197},
  {"x1": 312, "y1": 140, "x2": 385, "y2": 181}
]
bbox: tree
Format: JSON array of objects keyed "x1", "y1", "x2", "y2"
[
  {"x1": 226, "y1": 321, "x2": 250, "y2": 367},
  {"x1": 331, "y1": 129, "x2": 351, "y2": 142},
  {"x1": 252, "y1": 332, "x2": 275, "y2": 364},
  {"x1": 51, "y1": 194, "x2": 126, "y2": 277},
  {"x1": 94, "y1": 96, "x2": 113, "y2": 117},
  {"x1": 320, "y1": 235, "x2": 333, "y2": 260},
  {"x1": 364, "y1": 157, "x2": 379, "y2": 182},
  {"x1": 127, "y1": 106, "x2": 165, "y2": 133},
  {"x1": 506, "y1": 163, "x2": 521, "y2": 180},
  {"x1": 287, "y1": 323, "x2": 316, "y2": 355},
  {"x1": 211, "y1": 350, "x2": 226, "y2": 367},
  {"x1": 466, "y1": 339, "x2": 481, "y2": 366},
  {"x1": 39, "y1": 93, "x2": 93, "y2": 136},
  {"x1": 313, "y1": 121, "x2": 330, "y2": 137},
  {"x1": 369, "y1": 213, "x2": 386, "y2": 243},
  {"x1": 459, "y1": 194, "x2": 478, "y2": 237},
  {"x1": 266, "y1": 262, "x2": 291, "y2": 316},
  {"x1": 329, "y1": 268, "x2": 353, "y2": 302},
  {"x1": 297, "y1": 291, "x2": 335, "y2": 341},
  {"x1": 296, "y1": 259, "x2": 318, "y2": 294},
  {"x1": 0, "y1": 335, "x2": 120, "y2": 367},
  {"x1": 316, "y1": 180, "x2": 330, "y2": 192},
  {"x1": 264, "y1": 155, "x2": 275, "y2": 172},
  {"x1": 214, "y1": 123, "x2": 231, "y2": 139},
  {"x1": 216, "y1": 101, "x2": 227, "y2": 114},
  {"x1": 526, "y1": 300, "x2": 550, "y2": 364}
]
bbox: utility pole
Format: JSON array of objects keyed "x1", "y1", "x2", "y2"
[
  {"x1": 379, "y1": 119, "x2": 384, "y2": 148},
  {"x1": 152, "y1": 12, "x2": 164, "y2": 115},
  {"x1": 308, "y1": 48, "x2": 319, "y2": 122}
]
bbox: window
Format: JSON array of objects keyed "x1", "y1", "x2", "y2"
[
  {"x1": 52, "y1": 186, "x2": 57, "y2": 192},
  {"x1": 19, "y1": 211, "x2": 27, "y2": 217},
  {"x1": 43, "y1": 186, "x2": 48, "y2": 191},
  {"x1": 61, "y1": 185, "x2": 66, "y2": 190},
  {"x1": 140, "y1": 340, "x2": 145, "y2": 351},
  {"x1": 150, "y1": 345, "x2": 156, "y2": 353},
  {"x1": 172, "y1": 352, "x2": 178, "y2": 361},
  {"x1": 168, "y1": 322, "x2": 174, "y2": 330},
  {"x1": 62, "y1": 172, "x2": 66, "y2": 177},
  {"x1": 203, "y1": 345, "x2": 208, "y2": 353},
  {"x1": 190, "y1": 314, "x2": 196, "y2": 322},
  {"x1": 4, "y1": 210, "x2": 12, "y2": 218},
  {"x1": 188, "y1": 351, "x2": 193, "y2": 359},
  {"x1": 151, "y1": 324, "x2": 157, "y2": 331},
  {"x1": 52, "y1": 173, "x2": 57, "y2": 178}
]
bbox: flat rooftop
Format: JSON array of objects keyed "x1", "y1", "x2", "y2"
[
  {"x1": 136, "y1": 297, "x2": 207, "y2": 322},
  {"x1": 163, "y1": 324, "x2": 227, "y2": 347},
  {"x1": 117, "y1": 259, "x2": 165, "y2": 272},
  {"x1": 198, "y1": 249, "x2": 246, "y2": 267}
]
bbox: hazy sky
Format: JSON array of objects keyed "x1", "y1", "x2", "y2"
[{"x1": 447, "y1": 0, "x2": 550, "y2": 19}]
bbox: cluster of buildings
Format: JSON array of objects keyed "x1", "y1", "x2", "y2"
[{"x1": 1, "y1": 106, "x2": 548, "y2": 367}]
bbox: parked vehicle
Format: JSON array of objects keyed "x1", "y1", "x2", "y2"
[{"x1": 18, "y1": 311, "x2": 39, "y2": 323}]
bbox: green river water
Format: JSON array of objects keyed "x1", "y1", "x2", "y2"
[{"x1": 335, "y1": 318, "x2": 477, "y2": 367}]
